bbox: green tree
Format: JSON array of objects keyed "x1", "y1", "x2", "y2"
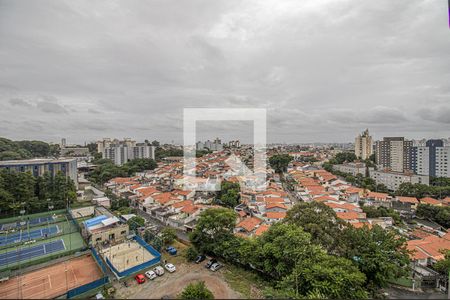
[
  {"x1": 269, "y1": 154, "x2": 293, "y2": 173},
  {"x1": 185, "y1": 246, "x2": 199, "y2": 261},
  {"x1": 278, "y1": 252, "x2": 368, "y2": 299},
  {"x1": 161, "y1": 227, "x2": 177, "y2": 244},
  {"x1": 179, "y1": 281, "x2": 214, "y2": 299},
  {"x1": 189, "y1": 208, "x2": 236, "y2": 254},
  {"x1": 285, "y1": 202, "x2": 343, "y2": 251},
  {"x1": 127, "y1": 216, "x2": 145, "y2": 232},
  {"x1": 433, "y1": 250, "x2": 450, "y2": 275},
  {"x1": 336, "y1": 225, "x2": 410, "y2": 291}
]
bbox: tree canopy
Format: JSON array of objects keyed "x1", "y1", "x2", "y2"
[
  {"x1": 269, "y1": 154, "x2": 293, "y2": 173},
  {"x1": 216, "y1": 181, "x2": 240, "y2": 208},
  {"x1": 179, "y1": 281, "x2": 214, "y2": 299},
  {"x1": 0, "y1": 170, "x2": 76, "y2": 217},
  {"x1": 88, "y1": 158, "x2": 157, "y2": 184},
  {"x1": 0, "y1": 137, "x2": 60, "y2": 160}
]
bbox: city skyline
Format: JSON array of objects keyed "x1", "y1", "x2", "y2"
[{"x1": 1, "y1": 0, "x2": 449, "y2": 144}]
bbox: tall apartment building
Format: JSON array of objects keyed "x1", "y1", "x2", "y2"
[
  {"x1": 196, "y1": 138, "x2": 223, "y2": 151},
  {"x1": 354, "y1": 129, "x2": 373, "y2": 160},
  {"x1": 100, "y1": 139, "x2": 155, "y2": 165},
  {"x1": 412, "y1": 139, "x2": 450, "y2": 178},
  {"x1": 375, "y1": 137, "x2": 413, "y2": 173}
]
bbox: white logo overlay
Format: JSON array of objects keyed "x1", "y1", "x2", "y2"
[{"x1": 183, "y1": 108, "x2": 267, "y2": 192}]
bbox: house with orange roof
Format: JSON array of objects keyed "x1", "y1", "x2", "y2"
[
  {"x1": 235, "y1": 217, "x2": 263, "y2": 234},
  {"x1": 420, "y1": 197, "x2": 442, "y2": 206},
  {"x1": 336, "y1": 211, "x2": 365, "y2": 223},
  {"x1": 443, "y1": 197, "x2": 450, "y2": 207},
  {"x1": 265, "y1": 203, "x2": 287, "y2": 212},
  {"x1": 254, "y1": 224, "x2": 270, "y2": 236},
  {"x1": 265, "y1": 212, "x2": 287, "y2": 223},
  {"x1": 407, "y1": 234, "x2": 450, "y2": 266},
  {"x1": 391, "y1": 196, "x2": 419, "y2": 213}
]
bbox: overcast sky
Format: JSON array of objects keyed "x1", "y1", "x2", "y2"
[{"x1": 1, "y1": 0, "x2": 449, "y2": 145}]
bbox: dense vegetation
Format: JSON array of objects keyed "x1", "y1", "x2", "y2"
[
  {"x1": 0, "y1": 170, "x2": 76, "y2": 217},
  {"x1": 269, "y1": 154, "x2": 293, "y2": 173},
  {"x1": 416, "y1": 204, "x2": 450, "y2": 229},
  {"x1": 179, "y1": 281, "x2": 214, "y2": 299},
  {"x1": 0, "y1": 137, "x2": 59, "y2": 160},
  {"x1": 215, "y1": 181, "x2": 240, "y2": 208},
  {"x1": 189, "y1": 203, "x2": 410, "y2": 298},
  {"x1": 155, "y1": 147, "x2": 183, "y2": 160},
  {"x1": 361, "y1": 205, "x2": 401, "y2": 225},
  {"x1": 396, "y1": 182, "x2": 450, "y2": 199},
  {"x1": 88, "y1": 158, "x2": 157, "y2": 184}
]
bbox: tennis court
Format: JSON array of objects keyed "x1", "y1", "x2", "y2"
[
  {"x1": 0, "y1": 239, "x2": 65, "y2": 267},
  {"x1": 0, "y1": 254, "x2": 103, "y2": 299},
  {"x1": 0, "y1": 216, "x2": 55, "y2": 231},
  {"x1": 0, "y1": 225, "x2": 59, "y2": 246}
]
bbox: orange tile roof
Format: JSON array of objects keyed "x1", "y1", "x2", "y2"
[
  {"x1": 153, "y1": 192, "x2": 173, "y2": 205},
  {"x1": 236, "y1": 217, "x2": 263, "y2": 232},
  {"x1": 266, "y1": 203, "x2": 287, "y2": 210},
  {"x1": 366, "y1": 192, "x2": 390, "y2": 200},
  {"x1": 264, "y1": 197, "x2": 285, "y2": 204},
  {"x1": 336, "y1": 211, "x2": 359, "y2": 220},
  {"x1": 313, "y1": 196, "x2": 337, "y2": 202},
  {"x1": 407, "y1": 235, "x2": 450, "y2": 261},
  {"x1": 254, "y1": 224, "x2": 270, "y2": 236},
  {"x1": 265, "y1": 212, "x2": 287, "y2": 219},
  {"x1": 352, "y1": 222, "x2": 372, "y2": 229},
  {"x1": 181, "y1": 204, "x2": 199, "y2": 214},
  {"x1": 172, "y1": 200, "x2": 193, "y2": 208},
  {"x1": 420, "y1": 197, "x2": 441, "y2": 206},
  {"x1": 397, "y1": 196, "x2": 419, "y2": 204}
]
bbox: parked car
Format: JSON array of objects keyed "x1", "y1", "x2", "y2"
[
  {"x1": 153, "y1": 266, "x2": 165, "y2": 276},
  {"x1": 210, "y1": 263, "x2": 223, "y2": 272},
  {"x1": 195, "y1": 255, "x2": 206, "y2": 264},
  {"x1": 205, "y1": 258, "x2": 217, "y2": 269},
  {"x1": 164, "y1": 263, "x2": 176, "y2": 273},
  {"x1": 145, "y1": 270, "x2": 157, "y2": 280},
  {"x1": 166, "y1": 246, "x2": 177, "y2": 255},
  {"x1": 135, "y1": 274, "x2": 145, "y2": 284}
]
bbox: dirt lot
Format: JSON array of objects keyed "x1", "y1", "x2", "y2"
[{"x1": 114, "y1": 262, "x2": 243, "y2": 299}]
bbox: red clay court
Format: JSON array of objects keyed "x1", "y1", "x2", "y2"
[{"x1": 0, "y1": 254, "x2": 103, "y2": 299}]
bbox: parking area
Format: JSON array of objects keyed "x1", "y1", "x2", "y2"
[{"x1": 114, "y1": 261, "x2": 243, "y2": 299}]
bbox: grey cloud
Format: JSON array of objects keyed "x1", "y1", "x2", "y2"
[
  {"x1": 0, "y1": 0, "x2": 449, "y2": 144},
  {"x1": 9, "y1": 98, "x2": 31, "y2": 107},
  {"x1": 417, "y1": 106, "x2": 450, "y2": 124}
]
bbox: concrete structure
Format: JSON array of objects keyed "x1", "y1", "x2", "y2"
[
  {"x1": 103, "y1": 142, "x2": 155, "y2": 166},
  {"x1": 375, "y1": 137, "x2": 413, "y2": 173},
  {"x1": 60, "y1": 147, "x2": 89, "y2": 157},
  {"x1": 196, "y1": 138, "x2": 223, "y2": 151},
  {"x1": 332, "y1": 162, "x2": 374, "y2": 176},
  {"x1": 0, "y1": 158, "x2": 78, "y2": 186},
  {"x1": 412, "y1": 139, "x2": 450, "y2": 178},
  {"x1": 369, "y1": 169, "x2": 429, "y2": 191},
  {"x1": 354, "y1": 129, "x2": 373, "y2": 160}
]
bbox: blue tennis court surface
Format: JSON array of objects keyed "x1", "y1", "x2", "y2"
[
  {"x1": 0, "y1": 216, "x2": 54, "y2": 231},
  {"x1": 0, "y1": 239, "x2": 65, "y2": 267},
  {"x1": 0, "y1": 225, "x2": 59, "y2": 246}
]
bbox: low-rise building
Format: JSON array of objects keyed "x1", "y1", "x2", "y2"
[
  {"x1": 369, "y1": 170, "x2": 429, "y2": 191},
  {"x1": 333, "y1": 162, "x2": 374, "y2": 176}
]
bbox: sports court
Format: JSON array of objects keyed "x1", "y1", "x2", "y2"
[
  {"x1": 0, "y1": 216, "x2": 55, "y2": 231},
  {"x1": 0, "y1": 254, "x2": 103, "y2": 299},
  {"x1": 0, "y1": 239, "x2": 65, "y2": 267},
  {"x1": 100, "y1": 240, "x2": 155, "y2": 272},
  {"x1": 0, "y1": 225, "x2": 59, "y2": 246}
]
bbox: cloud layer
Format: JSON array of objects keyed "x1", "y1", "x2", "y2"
[{"x1": 1, "y1": 0, "x2": 449, "y2": 144}]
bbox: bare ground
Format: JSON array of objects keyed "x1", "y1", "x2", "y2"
[{"x1": 114, "y1": 262, "x2": 243, "y2": 299}]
